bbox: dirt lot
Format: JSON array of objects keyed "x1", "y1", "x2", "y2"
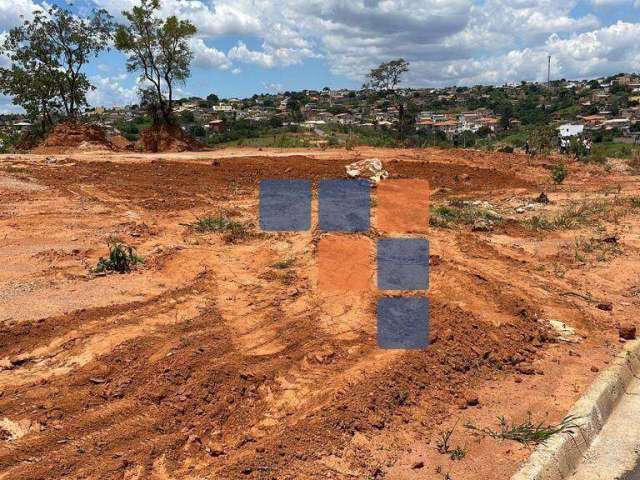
[{"x1": 0, "y1": 147, "x2": 639, "y2": 480}]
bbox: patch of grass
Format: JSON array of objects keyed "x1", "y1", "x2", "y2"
[
  {"x1": 569, "y1": 236, "x2": 623, "y2": 263},
  {"x1": 272, "y1": 258, "x2": 295, "y2": 269},
  {"x1": 222, "y1": 221, "x2": 251, "y2": 244},
  {"x1": 94, "y1": 239, "x2": 142, "y2": 274},
  {"x1": 429, "y1": 202, "x2": 502, "y2": 229},
  {"x1": 524, "y1": 197, "x2": 640, "y2": 231},
  {"x1": 464, "y1": 413, "x2": 581, "y2": 446},
  {"x1": 194, "y1": 215, "x2": 239, "y2": 233},
  {"x1": 592, "y1": 142, "x2": 640, "y2": 161},
  {"x1": 192, "y1": 214, "x2": 252, "y2": 243}
]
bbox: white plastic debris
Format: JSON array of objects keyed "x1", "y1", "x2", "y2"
[
  {"x1": 345, "y1": 158, "x2": 389, "y2": 184},
  {"x1": 547, "y1": 319, "x2": 579, "y2": 343}
]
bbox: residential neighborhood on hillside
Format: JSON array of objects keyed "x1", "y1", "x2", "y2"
[{"x1": 3, "y1": 72, "x2": 637, "y2": 156}]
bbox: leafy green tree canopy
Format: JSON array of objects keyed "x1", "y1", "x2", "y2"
[
  {"x1": 363, "y1": 58, "x2": 410, "y2": 91},
  {"x1": 0, "y1": 6, "x2": 113, "y2": 123},
  {"x1": 115, "y1": 0, "x2": 197, "y2": 125}
]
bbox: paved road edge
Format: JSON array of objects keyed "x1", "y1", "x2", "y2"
[{"x1": 511, "y1": 339, "x2": 640, "y2": 480}]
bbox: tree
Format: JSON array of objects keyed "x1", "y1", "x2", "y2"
[
  {"x1": 286, "y1": 98, "x2": 303, "y2": 122},
  {"x1": 139, "y1": 86, "x2": 162, "y2": 125},
  {"x1": 0, "y1": 63, "x2": 61, "y2": 128},
  {"x1": 363, "y1": 59, "x2": 410, "y2": 91},
  {"x1": 0, "y1": 6, "x2": 113, "y2": 123},
  {"x1": 363, "y1": 58, "x2": 411, "y2": 137},
  {"x1": 206, "y1": 93, "x2": 220, "y2": 105},
  {"x1": 115, "y1": 0, "x2": 197, "y2": 126}
]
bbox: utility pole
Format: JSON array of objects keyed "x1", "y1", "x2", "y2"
[{"x1": 547, "y1": 55, "x2": 551, "y2": 89}]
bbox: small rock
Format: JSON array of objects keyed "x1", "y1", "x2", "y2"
[
  {"x1": 619, "y1": 324, "x2": 637, "y2": 340},
  {"x1": 600, "y1": 235, "x2": 619, "y2": 244},
  {"x1": 535, "y1": 192, "x2": 550, "y2": 204},
  {"x1": 516, "y1": 364, "x2": 535, "y2": 375},
  {"x1": 471, "y1": 219, "x2": 493, "y2": 232},
  {"x1": 207, "y1": 443, "x2": 225, "y2": 457},
  {"x1": 465, "y1": 396, "x2": 480, "y2": 407},
  {"x1": 287, "y1": 287, "x2": 299, "y2": 297},
  {"x1": 596, "y1": 303, "x2": 613, "y2": 312},
  {"x1": 411, "y1": 461, "x2": 425, "y2": 469},
  {"x1": 429, "y1": 255, "x2": 442, "y2": 266},
  {"x1": 515, "y1": 207, "x2": 526, "y2": 214},
  {"x1": 590, "y1": 366, "x2": 599, "y2": 373},
  {"x1": 514, "y1": 376, "x2": 523, "y2": 383}
]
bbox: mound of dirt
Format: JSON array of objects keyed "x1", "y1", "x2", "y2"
[
  {"x1": 109, "y1": 134, "x2": 135, "y2": 151},
  {"x1": 32, "y1": 122, "x2": 127, "y2": 154},
  {"x1": 137, "y1": 124, "x2": 202, "y2": 153}
]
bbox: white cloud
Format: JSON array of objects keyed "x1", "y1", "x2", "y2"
[
  {"x1": 591, "y1": 0, "x2": 631, "y2": 6},
  {"x1": 0, "y1": 0, "x2": 45, "y2": 30},
  {"x1": 87, "y1": 74, "x2": 138, "y2": 107},
  {"x1": 190, "y1": 38, "x2": 231, "y2": 70},
  {"x1": 0, "y1": 0, "x2": 639, "y2": 109},
  {"x1": 262, "y1": 82, "x2": 283, "y2": 94},
  {"x1": 228, "y1": 40, "x2": 316, "y2": 68}
]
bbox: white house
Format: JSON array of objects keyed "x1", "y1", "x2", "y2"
[{"x1": 558, "y1": 124, "x2": 584, "y2": 138}]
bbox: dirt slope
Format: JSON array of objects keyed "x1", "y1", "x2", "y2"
[
  {"x1": 31, "y1": 122, "x2": 130, "y2": 154},
  {"x1": 137, "y1": 124, "x2": 202, "y2": 153},
  {"x1": 0, "y1": 147, "x2": 638, "y2": 479}
]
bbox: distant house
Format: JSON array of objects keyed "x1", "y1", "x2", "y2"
[
  {"x1": 580, "y1": 115, "x2": 607, "y2": 127},
  {"x1": 207, "y1": 119, "x2": 226, "y2": 133},
  {"x1": 13, "y1": 121, "x2": 32, "y2": 132},
  {"x1": 302, "y1": 120, "x2": 325, "y2": 129},
  {"x1": 558, "y1": 124, "x2": 584, "y2": 138},
  {"x1": 603, "y1": 118, "x2": 631, "y2": 130},
  {"x1": 212, "y1": 104, "x2": 233, "y2": 112}
]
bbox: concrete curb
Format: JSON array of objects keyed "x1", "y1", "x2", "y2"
[{"x1": 511, "y1": 339, "x2": 640, "y2": 480}]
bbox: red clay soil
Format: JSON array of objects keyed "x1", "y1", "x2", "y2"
[
  {"x1": 137, "y1": 124, "x2": 203, "y2": 153},
  {"x1": 0, "y1": 148, "x2": 635, "y2": 480},
  {"x1": 24, "y1": 155, "x2": 534, "y2": 211},
  {"x1": 31, "y1": 122, "x2": 126, "y2": 154}
]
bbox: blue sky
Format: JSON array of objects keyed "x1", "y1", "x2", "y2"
[{"x1": 1, "y1": 0, "x2": 640, "y2": 111}]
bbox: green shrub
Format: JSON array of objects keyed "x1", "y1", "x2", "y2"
[
  {"x1": 551, "y1": 162, "x2": 567, "y2": 184},
  {"x1": 94, "y1": 239, "x2": 142, "y2": 274}
]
